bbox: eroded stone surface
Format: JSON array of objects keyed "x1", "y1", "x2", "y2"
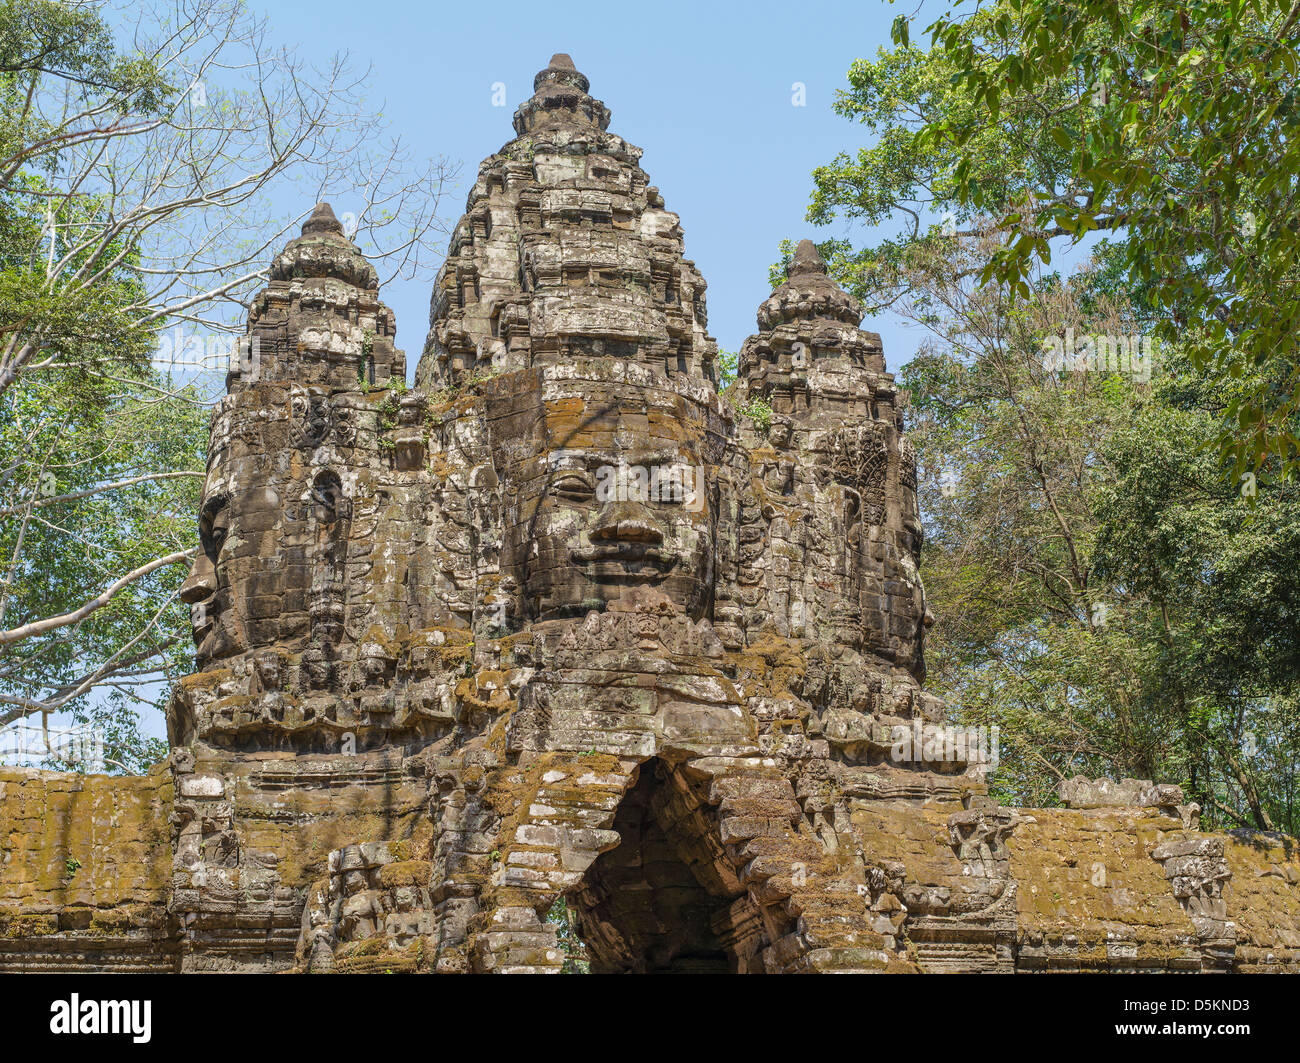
[{"x1": 1, "y1": 55, "x2": 1297, "y2": 974}]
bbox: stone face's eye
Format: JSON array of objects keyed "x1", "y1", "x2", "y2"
[
  {"x1": 552, "y1": 472, "x2": 594, "y2": 503},
  {"x1": 200, "y1": 498, "x2": 231, "y2": 561}
]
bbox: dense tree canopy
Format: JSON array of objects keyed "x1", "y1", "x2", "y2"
[
  {"x1": 805, "y1": 2, "x2": 1300, "y2": 828},
  {"x1": 811, "y1": 0, "x2": 1300, "y2": 480},
  {"x1": 894, "y1": 236, "x2": 1299, "y2": 829}
]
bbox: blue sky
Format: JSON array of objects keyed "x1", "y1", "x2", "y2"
[{"x1": 260, "y1": 0, "x2": 926, "y2": 373}]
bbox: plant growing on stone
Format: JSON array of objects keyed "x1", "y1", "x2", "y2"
[
  {"x1": 737, "y1": 396, "x2": 773, "y2": 431},
  {"x1": 544, "y1": 897, "x2": 590, "y2": 974}
]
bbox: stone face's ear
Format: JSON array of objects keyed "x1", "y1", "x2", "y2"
[{"x1": 310, "y1": 470, "x2": 345, "y2": 523}]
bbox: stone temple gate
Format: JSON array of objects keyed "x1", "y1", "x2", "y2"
[{"x1": 2, "y1": 54, "x2": 1299, "y2": 973}]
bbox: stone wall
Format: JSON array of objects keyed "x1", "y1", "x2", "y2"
[{"x1": 0, "y1": 766, "x2": 173, "y2": 971}]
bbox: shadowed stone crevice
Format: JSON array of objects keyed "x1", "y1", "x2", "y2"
[{"x1": 570, "y1": 759, "x2": 763, "y2": 973}]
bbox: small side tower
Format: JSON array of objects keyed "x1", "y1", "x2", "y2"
[
  {"x1": 166, "y1": 204, "x2": 434, "y2": 972},
  {"x1": 234, "y1": 202, "x2": 404, "y2": 391},
  {"x1": 733, "y1": 239, "x2": 930, "y2": 681}
]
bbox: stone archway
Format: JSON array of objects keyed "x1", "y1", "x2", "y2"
[{"x1": 565, "y1": 758, "x2": 769, "y2": 973}]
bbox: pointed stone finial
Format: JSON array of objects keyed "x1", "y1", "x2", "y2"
[
  {"x1": 302, "y1": 201, "x2": 344, "y2": 237},
  {"x1": 756, "y1": 238, "x2": 863, "y2": 328},
  {"x1": 531, "y1": 51, "x2": 589, "y2": 94},
  {"x1": 514, "y1": 52, "x2": 609, "y2": 135},
  {"x1": 272, "y1": 201, "x2": 376, "y2": 289},
  {"x1": 789, "y1": 239, "x2": 827, "y2": 277}
]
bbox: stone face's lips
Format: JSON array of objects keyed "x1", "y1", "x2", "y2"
[
  {"x1": 191, "y1": 601, "x2": 243, "y2": 666},
  {"x1": 190, "y1": 600, "x2": 213, "y2": 645},
  {"x1": 571, "y1": 542, "x2": 679, "y2": 582}
]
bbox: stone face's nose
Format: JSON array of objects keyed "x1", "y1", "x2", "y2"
[
  {"x1": 591, "y1": 502, "x2": 665, "y2": 545},
  {"x1": 179, "y1": 554, "x2": 217, "y2": 603}
]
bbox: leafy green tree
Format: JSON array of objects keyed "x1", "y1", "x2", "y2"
[
  {"x1": 896, "y1": 231, "x2": 1299, "y2": 830},
  {"x1": 544, "y1": 897, "x2": 591, "y2": 974},
  {"x1": 715, "y1": 349, "x2": 738, "y2": 392},
  {"x1": 0, "y1": 0, "x2": 454, "y2": 769},
  {"x1": 812, "y1": 0, "x2": 1300, "y2": 478},
  {"x1": 0, "y1": 358, "x2": 205, "y2": 770},
  {"x1": 1092, "y1": 354, "x2": 1300, "y2": 830}
]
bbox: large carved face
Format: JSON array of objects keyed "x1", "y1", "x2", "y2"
[
  {"x1": 178, "y1": 393, "x2": 342, "y2": 668},
  {"x1": 502, "y1": 376, "x2": 718, "y2": 622},
  {"x1": 178, "y1": 475, "x2": 292, "y2": 667}
]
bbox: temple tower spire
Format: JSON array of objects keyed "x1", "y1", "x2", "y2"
[{"x1": 417, "y1": 53, "x2": 718, "y2": 388}]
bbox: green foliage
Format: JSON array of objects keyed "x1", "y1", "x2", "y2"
[
  {"x1": 714, "y1": 349, "x2": 737, "y2": 392},
  {"x1": 0, "y1": 0, "x2": 174, "y2": 155},
  {"x1": 544, "y1": 897, "x2": 590, "y2": 974},
  {"x1": 377, "y1": 390, "x2": 400, "y2": 430},
  {"x1": 0, "y1": 1, "x2": 203, "y2": 768},
  {"x1": 736, "y1": 396, "x2": 773, "y2": 430},
  {"x1": 0, "y1": 355, "x2": 205, "y2": 768},
  {"x1": 814, "y1": 0, "x2": 1300, "y2": 478},
  {"x1": 900, "y1": 236, "x2": 1300, "y2": 830},
  {"x1": 1090, "y1": 351, "x2": 1300, "y2": 830}
]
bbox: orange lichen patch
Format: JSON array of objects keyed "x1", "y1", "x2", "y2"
[
  {"x1": 333, "y1": 935, "x2": 428, "y2": 973},
  {"x1": 480, "y1": 750, "x2": 629, "y2": 904},
  {"x1": 198, "y1": 755, "x2": 429, "y2": 891},
  {"x1": 727, "y1": 633, "x2": 808, "y2": 697},
  {"x1": 1006, "y1": 809, "x2": 1196, "y2": 954},
  {"x1": 454, "y1": 670, "x2": 516, "y2": 715},
  {"x1": 378, "y1": 860, "x2": 433, "y2": 889},
  {"x1": 1222, "y1": 832, "x2": 1300, "y2": 969},
  {"x1": 849, "y1": 801, "x2": 967, "y2": 890},
  {"x1": 0, "y1": 766, "x2": 174, "y2": 969},
  {"x1": 178, "y1": 668, "x2": 233, "y2": 694},
  {"x1": 0, "y1": 766, "x2": 172, "y2": 911}
]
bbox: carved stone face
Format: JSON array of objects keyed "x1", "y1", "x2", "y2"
[
  {"x1": 180, "y1": 477, "x2": 302, "y2": 666},
  {"x1": 502, "y1": 378, "x2": 717, "y2": 623},
  {"x1": 179, "y1": 493, "x2": 230, "y2": 665},
  {"x1": 178, "y1": 400, "x2": 327, "y2": 668}
]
